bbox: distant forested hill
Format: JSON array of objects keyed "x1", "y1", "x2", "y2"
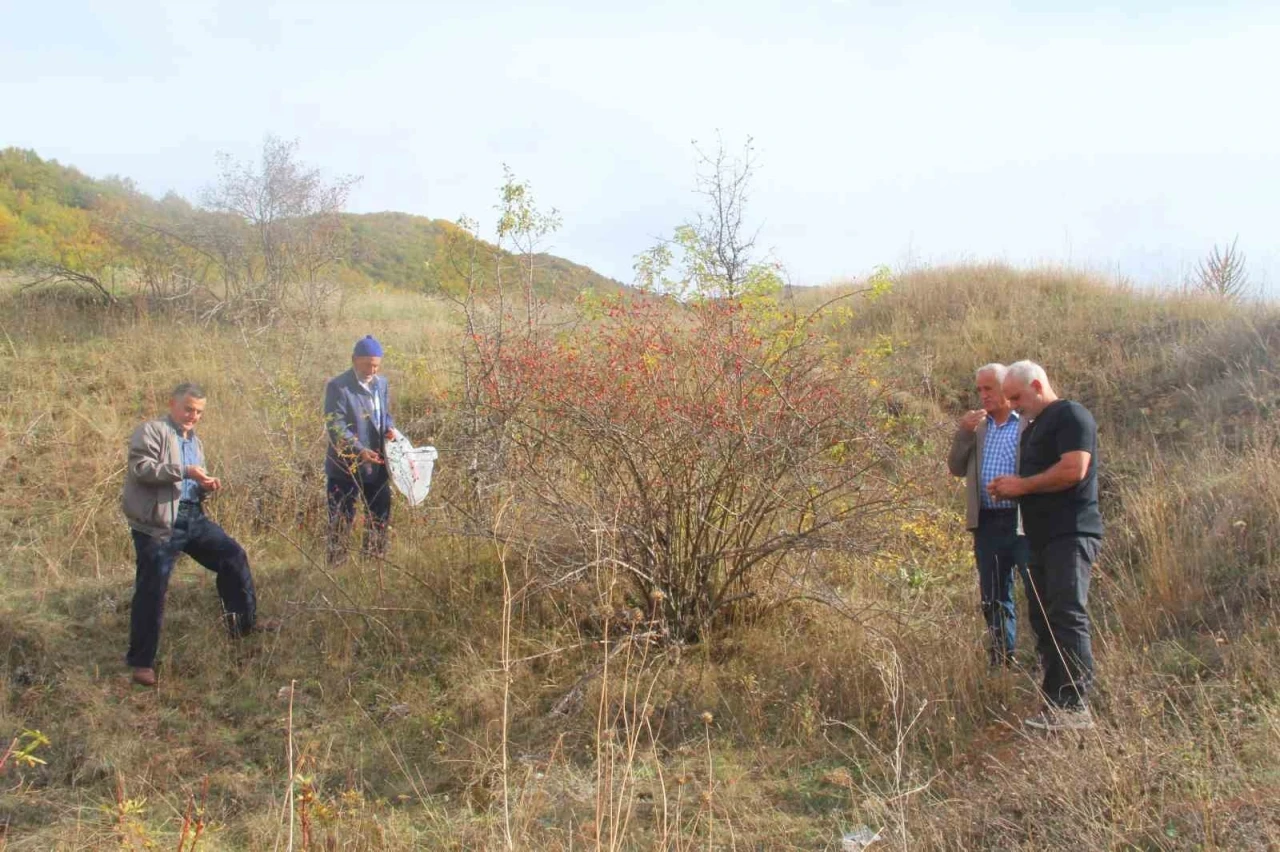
[
  {"x1": 343, "y1": 211, "x2": 623, "y2": 299},
  {"x1": 0, "y1": 147, "x2": 624, "y2": 300}
]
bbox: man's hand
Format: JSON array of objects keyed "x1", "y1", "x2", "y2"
[
  {"x1": 987, "y1": 475, "x2": 1027, "y2": 500},
  {"x1": 358, "y1": 448, "x2": 384, "y2": 465},
  {"x1": 960, "y1": 409, "x2": 985, "y2": 433},
  {"x1": 186, "y1": 465, "x2": 222, "y2": 492}
]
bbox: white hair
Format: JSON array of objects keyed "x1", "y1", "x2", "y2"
[
  {"x1": 975, "y1": 363, "x2": 1008, "y2": 383},
  {"x1": 1007, "y1": 360, "x2": 1049, "y2": 387}
]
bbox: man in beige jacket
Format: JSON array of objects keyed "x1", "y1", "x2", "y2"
[
  {"x1": 947, "y1": 363, "x2": 1030, "y2": 666},
  {"x1": 122, "y1": 383, "x2": 268, "y2": 687}
]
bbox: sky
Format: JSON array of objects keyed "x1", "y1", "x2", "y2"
[{"x1": 3, "y1": 0, "x2": 1277, "y2": 290}]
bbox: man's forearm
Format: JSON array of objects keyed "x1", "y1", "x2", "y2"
[{"x1": 1019, "y1": 458, "x2": 1085, "y2": 495}]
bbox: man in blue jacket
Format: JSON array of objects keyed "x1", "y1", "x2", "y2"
[{"x1": 324, "y1": 336, "x2": 400, "y2": 564}]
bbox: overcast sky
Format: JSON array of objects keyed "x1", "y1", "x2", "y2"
[{"x1": 3, "y1": 0, "x2": 1277, "y2": 290}]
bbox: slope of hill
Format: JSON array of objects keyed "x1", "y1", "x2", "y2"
[
  {"x1": 344, "y1": 211, "x2": 624, "y2": 299},
  {"x1": 0, "y1": 147, "x2": 132, "y2": 270},
  {"x1": 809, "y1": 264, "x2": 1280, "y2": 448},
  {"x1": 0, "y1": 147, "x2": 625, "y2": 301},
  {"x1": 1, "y1": 229, "x2": 1277, "y2": 843}
]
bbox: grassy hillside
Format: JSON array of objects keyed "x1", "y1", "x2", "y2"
[
  {"x1": 1, "y1": 266, "x2": 1278, "y2": 850},
  {"x1": 346, "y1": 212, "x2": 623, "y2": 299},
  {"x1": 818, "y1": 265, "x2": 1280, "y2": 447},
  {"x1": 0, "y1": 148, "x2": 625, "y2": 302}
]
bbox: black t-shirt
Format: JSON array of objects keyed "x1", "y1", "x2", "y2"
[{"x1": 1018, "y1": 399, "x2": 1103, "y2": 544}]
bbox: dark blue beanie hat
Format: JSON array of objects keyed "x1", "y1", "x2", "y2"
[{"x1": 353, "y1": 335, "x2": 384, "y2": 358}]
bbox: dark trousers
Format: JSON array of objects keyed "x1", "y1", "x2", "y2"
[
  {"x1": 127, "y1": 503, "x2": 257, "y2": 669},
  {"x1": 1025, "y1": 534, "x2": 1102, "y2": 708},
  {"x1": 326, "y1": 471, "x2": 392, "y2": 563},
  {"x1": 973, "y1": 509, "x2": 1031, "y2": 664}
]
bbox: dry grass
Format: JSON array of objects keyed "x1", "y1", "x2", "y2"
[
  {"x1": 815, "y1": 264, "x2": 1280, "y2": 450},
  {"x1": 0, "y1": 268, "x2": 1277, "y2": 849}
]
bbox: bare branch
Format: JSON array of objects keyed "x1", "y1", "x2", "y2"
[{"x1": 1194, "y1": 237, "x2": 1250, "y2": 301}]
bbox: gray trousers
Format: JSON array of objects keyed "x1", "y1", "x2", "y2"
[{"x1": 1025, "y1": 535, "x2": 1102, "y2": 708}]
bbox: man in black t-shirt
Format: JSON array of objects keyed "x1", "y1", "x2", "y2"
[{"x1": 989, "y1": 360, "x2": 1102, "y2": 732}]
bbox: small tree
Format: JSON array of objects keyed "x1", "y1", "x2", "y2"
[
  {"x1": 635, "y1": 136, "x2": 781, "y2": 301},
  {"x1": 200, "y1": 136, "x2": 359, "y2": 323},
  {"x1": 101, "y1": 138, "x2": 359, "y2": 324},
  {"x1": 431, "y1": 169, "x2": 563, "y2": 519},
  {"x1": 1194, "y1": 238, "x2": 1250, "y2": 301},
  {"x1": 496, "y1": 166, "x2": 562, "y2": 332}
]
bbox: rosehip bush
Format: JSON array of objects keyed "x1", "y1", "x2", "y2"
[{"x1": 477, "y1": 294, "x2": 905, "y2": 641}]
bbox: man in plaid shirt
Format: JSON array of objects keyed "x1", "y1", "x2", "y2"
[{"x1": 947, "y1": 363, "x2": 1031, "y2": 666}]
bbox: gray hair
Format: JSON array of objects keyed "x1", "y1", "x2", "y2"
[
  {"x1": 170, "y1": 382, "x2": 207, "y2": 401},
  {"x1": 975, "y1": 363, "x2": 1008, "y2": 383},
  {"x1": 1006, "y1": 360, "x2": 1049, "y2": 387}
]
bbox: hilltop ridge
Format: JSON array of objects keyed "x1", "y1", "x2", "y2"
[{"x1": 0, "y1": 147, "x2": 625, "y2": 301}]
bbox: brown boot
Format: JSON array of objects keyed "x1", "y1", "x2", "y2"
[{"x1": 131, "y1": 667, "x2": 157, "y2": 687}]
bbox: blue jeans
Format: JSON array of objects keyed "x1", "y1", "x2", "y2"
[
  {"x1": 973, "y1": 509, "x2": 1030, "y2": 665},
  {"x1": 127, "y1": 503, "x2": 257, "y2": 668}
]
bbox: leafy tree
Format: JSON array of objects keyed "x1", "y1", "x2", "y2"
[
  {"x1": 0, "y1": 148, "x2": 126, "y2": 302},
  {"x1": 634, "y1": 136, "x2": 782, "y2": 302}
]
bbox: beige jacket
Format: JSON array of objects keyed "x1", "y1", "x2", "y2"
[
  {"x1": 947, "y1": 414, "x2": 1025, "y2": 533},
  {"x1": 122, "y1": 417, "x2": 203, "y2": 539}
]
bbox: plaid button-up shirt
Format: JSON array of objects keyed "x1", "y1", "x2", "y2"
[
  {"x1": 979, "y1": 411, "x2": 1021, "y2": 510},
  {"x1": 169, "y1": 419, "x2": 203, "y2": 503}
]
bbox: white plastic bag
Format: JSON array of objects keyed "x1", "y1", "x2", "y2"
[{"x1": 385, "y1": 435, "x2": 437, "y2": 507}]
